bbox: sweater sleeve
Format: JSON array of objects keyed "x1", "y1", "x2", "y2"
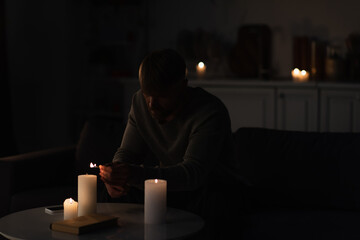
[
  {"x1": 112, "y1": 104, "x2": 148, "y2": 165},
  {"x1": 113, "y1": 90, "x2": 232, "y2": 192},
  {"x1": 112, "y1": 99, "x2": 162, "y2": 184},
  {"x1": 159, "y1": 111, "x2": 230, "y2": 191},
  {"x1": 120, "y1": 111, "x2": 229, "y2": 191}
]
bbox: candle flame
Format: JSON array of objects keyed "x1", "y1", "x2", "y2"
[
  {"x1": 155, "y1": 179, "x2": 158, "y2": 183},
  {"x1": 90, "y1": 162, "x2": 97, "y2": 168},
  {"x1": 197, "y1": 61, "x2": 205, "y2": 69},
  {"x1": 69, "y1": 198, "x2": 74, "y2": 204},
  {"x1": 292, "y1": 68, "x2": 309, "y2": 82}
]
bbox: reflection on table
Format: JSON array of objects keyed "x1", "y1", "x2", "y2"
[{"x1": 0, "y1": 203, "x2": 204, "y2": 240}]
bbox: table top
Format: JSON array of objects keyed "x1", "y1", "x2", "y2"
[{"x1": 0, "y1": 203, "x2": 204, "y2": 240}]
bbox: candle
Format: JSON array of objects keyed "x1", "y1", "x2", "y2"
[
  {"x1": 292, "y1": 68, "x2": 309, "y2": 82},
  {"x1": 63, "y1": 198, "x2": 78, "y2": 220},
  {"x1": 145, "y1": 179, "x2": 167, "y2": 224},
  {"x1": 78, "y1": 174, "x2": 97, "y2": 216},
  {"x1": 196, "y1": 61, "x2": 206, "y2": 78}
]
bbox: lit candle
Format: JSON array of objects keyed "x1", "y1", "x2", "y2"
[
  {"x1": 196, "y1": 61, "x2": 206, "y2": 78},
  {"x1": 78, "y1": 174, "x2": 97, "y2": 216},
  {"x1": 145, "y1": 179, "x2": 167, "y2": 224},
  {"x1": 63, "y1": 198, "x2": 78, "y2": 220},
  {"x1": 292, "y1": 68, "x2": 309, "y2": 82}
]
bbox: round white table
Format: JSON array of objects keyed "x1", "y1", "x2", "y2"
[{"x1": 0, "y1": 203, "x2": 204, "y2": 240}]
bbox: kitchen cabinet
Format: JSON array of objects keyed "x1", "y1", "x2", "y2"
[
  {"x1": 203, "y1": 87, "x2": 275, "y2": 131},
  {"x1": 117, "y1": 79, "x2": 360, "y2": 132},
  {"x1": 276, "y1": 88, "x2": 318, "y2": 131},
  {"x1": 320, "y1": 88, "x2": 360, "y2": 132}
]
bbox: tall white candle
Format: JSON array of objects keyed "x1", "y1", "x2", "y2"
[
  {"x1": 78, "y1": 174, "x2": 97, "y2": 216},
  {"x1": 63, "y1": 198, "x2": 78, "y2": 220},
  {"x1": 145, "y1": 179, "x2": 167, "y2": 224}
]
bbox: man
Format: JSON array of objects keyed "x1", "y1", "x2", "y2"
[{"x1": 99, "y1": 48, "x2": 242, "y2": 223}]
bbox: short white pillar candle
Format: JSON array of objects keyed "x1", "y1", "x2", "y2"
[
  {"x1": 145, "y1": 179, "x2": 167, "y2": 224},
  {"x1": 78, "y1": 174, "x2": 97, "y2": 216},
  {"x1": 63, "y1": 198, "x2": 78, "y2": 220}
]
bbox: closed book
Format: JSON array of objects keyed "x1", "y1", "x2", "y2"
[{"x1": 50, "y1": 214, "x2": 118, "y2": 235}]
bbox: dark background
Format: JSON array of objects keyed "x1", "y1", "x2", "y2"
[{"x1": 1, "y1": 0, "x2": 359, "y2": 156}]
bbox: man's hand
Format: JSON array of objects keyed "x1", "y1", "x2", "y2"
[
  {"x1": 99, "y1": 162, "x2": 131, "y2": 197},
  {"x1": 103, "y1": 182, "x2": 128, "y2": 198}
]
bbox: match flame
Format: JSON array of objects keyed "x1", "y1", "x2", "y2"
[{"x1": 90, "y1": 162, "x2": 97, "y2": 168}]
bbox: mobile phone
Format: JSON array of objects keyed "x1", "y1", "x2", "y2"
[{"x1": 45, "y1": 205, "x2": 64, "y2": 215}]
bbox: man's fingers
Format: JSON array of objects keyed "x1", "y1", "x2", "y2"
[{"x1": 100, "y1": 176, "x2": 126, "y2": 186}]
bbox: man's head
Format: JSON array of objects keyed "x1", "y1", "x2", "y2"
[{"x1": 139, "y1": 49, "x2": 188, "y2": 123}]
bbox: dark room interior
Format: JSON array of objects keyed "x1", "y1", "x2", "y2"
[{"x1": 1, "y1": 0, "x2": 360, "y2": 239}]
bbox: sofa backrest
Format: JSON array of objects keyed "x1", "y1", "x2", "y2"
[
  {"x1": 233, "y1": 127, "x2": 360, "y2": 211},
  {"x1": 75, "y1": 114, "x2": 126, "y2": 175}
]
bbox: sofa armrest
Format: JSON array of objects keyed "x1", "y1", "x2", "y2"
[{"x1": 0, "y1": 145, "x2": 76, "y2": 217}]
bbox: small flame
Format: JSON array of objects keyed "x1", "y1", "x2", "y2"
[
  {"x1": 69, "y1": 198, "x2": 74, "y2": 204},
  {"x1": 197, "y1": 61, "x2": 205, "y2": 69},
  {"x1": 90, "y1": 162, "x2": 97, "y2": 168},
  {"x1": 155, "y1": 179, "x2": 158, "y2": 183},
  {"x1": 293, "y1": 68, "x2": 300, "y2": 74}
]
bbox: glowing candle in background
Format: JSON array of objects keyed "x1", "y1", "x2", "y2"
[
  {"x1": 292, "y1": 68, "x2": 309, "y2": 82},
  {"x1": 196, "y1": 61, "x2": 206, "y2": 78},
  {"x1": 63, "y1": 198, "x2": 78, "y2": 220},
  {"x1": 145, "y1": 179, "x2": 167, "y2": 224},
  {"x1": 78, "y1": 174, "x2": 97, "y2": 216}
]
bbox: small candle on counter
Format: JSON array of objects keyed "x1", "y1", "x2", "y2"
[
  {"x1": 63, "y1": 198, "x2": 78, "y2": 220},
  {"x1": 145, "y1": 179, "x2": 167, "y2": 224},
  {"x1": 196, "y1": 61, "x2": 206, "y2": 78},
  {"x1": 292, "y1": 68, "x2": 309, "y2": 82},
  {"x1": 78, "y1": 174, "x2": 97, "y2": 216}
]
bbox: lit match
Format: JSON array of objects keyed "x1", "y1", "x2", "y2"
[{"x1": 90, "y1": 162, "x2": 98, "y2": 168}]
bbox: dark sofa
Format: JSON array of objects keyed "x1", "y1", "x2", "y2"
[
  {"x1": 1, "y1": 115, "x2": 360, "y2": 239},
  {"x1": 234, "y1": 128, "x2": 360, "y2": 239},
  {"x1": 0, "y1": 114, "x2": 125, "y2": 217}
]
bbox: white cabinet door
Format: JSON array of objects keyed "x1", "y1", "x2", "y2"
[
  {"x1": 276, "y1": 88, "x2": 318, "y2": 131},
  {"x1": 320, "y1": 90, "x2": 360, "y2": 132},
  {"x1": 203, "y1": 87, "x2": 275, "y2": 131}
]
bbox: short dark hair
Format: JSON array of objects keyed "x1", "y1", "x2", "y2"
[{"x1": 139, "y1": 49, "x2": 186, "y2": 95}]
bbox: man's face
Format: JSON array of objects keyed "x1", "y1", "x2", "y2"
[{"x1": 141, "y1": 80, "x2": 187, "y2": 123}]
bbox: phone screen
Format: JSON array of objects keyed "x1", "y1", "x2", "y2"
[
  {"x1": 47, "y1": 206, "x2": 63, "y2": 211},
  {"x1": 45, "y1": 205, "x2": 64, "y2": 214}
]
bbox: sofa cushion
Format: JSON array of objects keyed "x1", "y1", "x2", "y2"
[
  {"x1": 234, "y1": 128, "x2": 360, "y2": 211},
  {"x1": 10, "y1": 186, "x2": 76, "y2": 213}
]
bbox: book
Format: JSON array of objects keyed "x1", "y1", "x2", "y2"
[{"x1": 50, "y1": 214, "x2": 118, "y2": 235}]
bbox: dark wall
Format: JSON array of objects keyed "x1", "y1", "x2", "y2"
[
  {"x1": 0, "y1": 0, "x2": 15, "y2": 156},
  {"x1": 3, "y1": 0, "x2": 360, "y2": 154}
]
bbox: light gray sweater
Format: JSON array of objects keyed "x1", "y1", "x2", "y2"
[{"x1": 113, "y1": 86, "x2": 239, "y2": 191}]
